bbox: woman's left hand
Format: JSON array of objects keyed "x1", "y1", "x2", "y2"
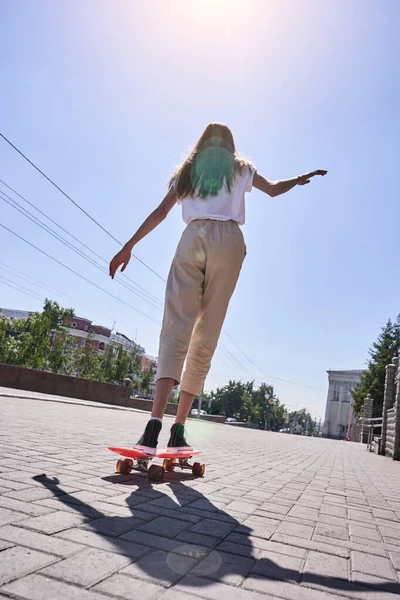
[{"x1": 297, "y1": 170, "x2": 328, "y2": 185}]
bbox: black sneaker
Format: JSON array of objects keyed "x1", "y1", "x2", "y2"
[
  {"x1": 167, "y1": 423, "x2": 193, "y2": 449},
  {"x1": 134, "y1": 419, "x2": 162, "y2": 453}
]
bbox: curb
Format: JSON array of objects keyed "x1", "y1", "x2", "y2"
[
  {"x1": 0, "y1": 391, "x2": 220, "y2": 424},
  {"x1": 0, "y1": 391, "x2": 152, "y2": 415}
]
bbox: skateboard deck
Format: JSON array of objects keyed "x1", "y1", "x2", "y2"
[
  {"x1": 108, "y1": 446, "x2": 200, "y2": 459},
  {"x1": 108, "y1": 446, "x2": 205, "y2": 481}
]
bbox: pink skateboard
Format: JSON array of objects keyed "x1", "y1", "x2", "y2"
[{"x1": 108, "y1": 446, "x2": 205, "y2": 481}]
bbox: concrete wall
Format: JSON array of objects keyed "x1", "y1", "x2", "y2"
[
  {"x1": 0, "y1": 363, "x2": 131, "y2": 406},
  {"x1": 386, "y1": 408, "x2": 396, "y2": 457},
  {"x1": 0, "y1": 364, "x2": 227, "y2": 421},
  {"x1": 130, "y1": 397, "x2": 177, "y2": 416},
  {"x1": 190, "y1": 414, "x2": 226, "y2": 423}
]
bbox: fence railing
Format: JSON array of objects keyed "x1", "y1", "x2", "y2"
[{"x1": 359, "y1": 416, "x2": 383, "y2": 452}]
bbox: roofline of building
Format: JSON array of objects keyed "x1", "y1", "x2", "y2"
[
  {"x1": 114, "y1": 332, "x2": 133, "y2": 342},
  {"x1": 327, "y1": 369, "x2": 364, "y2": 374}
]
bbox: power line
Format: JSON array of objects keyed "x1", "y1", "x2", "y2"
[
  {"x1": 0, "y1": 222, "x2": 161, "y2": 325},
  {"x1": 0, "y1": 179, "x2": 164, "y2": 306},
  {"x1": 223, "y1": 329, "x2": 325, "y2": 392},
  {"x1": 0, "y1": 262, "x2": 123, "y2": 327},
  {"x1": 0, "y1": 179, "x2": 105, "y2": 262},
  {"x1": 0, "y1": 275, "x2": 43, "y2": 302},
  {"x1": 0, "y1": 189, "x2": 163, "y2": 311},
  {"x1": 216, "y1": 346, "x2": 254, "y2": 379},
  {"x1": 0, "y1": 184, "x2": 163, "y2": 307},
  {"x1": 0, "y1": 133, "x2": 166, "y2": 282}
]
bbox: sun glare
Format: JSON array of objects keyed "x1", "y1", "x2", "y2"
[{"x1": 169, "y1": 0, "x2": 254, "y2": 36}]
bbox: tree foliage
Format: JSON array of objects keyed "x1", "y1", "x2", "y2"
[
  {"x1": 208, "y1": 379, "x2": 312, "y2": 432},
  {"x1": 43, "y1": 299, "x2": 74, "y2": 330},
  {"x1": 140, "y1": 366, "x2": 154, "y2": 394},
  {"x1": 48, "y1": 329, "x2": 75, "y2": 374},
  {"x1": 0, "y1": 299, "x2": 151, "y2": 387},
  {"x1": 0, "y1": 299, "x2": 75, "y2": 370},
  {"x1": 100, "y1": 343, "x2": 118, "y2": 383},
  {"x1": 352, "y1": 316, "x2": 400, "y2": 416}
]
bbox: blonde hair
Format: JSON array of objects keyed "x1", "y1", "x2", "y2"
[{"x1": 170, "y1": 122, "x2": 253, "y2": 199}]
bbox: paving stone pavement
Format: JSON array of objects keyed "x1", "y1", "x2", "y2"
[{"x1": 1, "y1": 391, "x2": 400, "y2": 599}]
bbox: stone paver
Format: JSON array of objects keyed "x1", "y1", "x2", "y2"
[
  {"x1": 39, "y1": 547, "x2": 131, "y2": 587},
  {"x1": 94, "y1": 573, "x2": 164, "y2": 599},
  {"x1": 2, "y1": 391, "x2": 400, "y2": 599},
  {"x1": 0, "y1": 545, "x2": 57, "y2": 586}
]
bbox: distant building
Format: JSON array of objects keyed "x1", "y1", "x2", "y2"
[
  {"x1": 111, "y1": 331, "x2": 145, "y2": 355},
  {"x1": 0, "y1": 308, "x2": 34, "y2": 320},
  {"x1": 62, "y1": 316, "x2": 111, "y2": 354},
  {"x1": 322, "y1": 370, "x2": 363, "y2": 439},
  {"x1": 1, "y1": 306, "x2": 149, "y2": 363},
  {"x1": 138, "y1": 354, "x2": 158, "y2": 399},
  {"x1": 141, "y1": 354, "x2": 158, "y2": 371}
]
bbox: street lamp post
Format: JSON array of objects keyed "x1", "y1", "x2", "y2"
[
  {"x1": 197, "y1": 386, "x2": 204, "y2": 416},
  {"x1": 264, "y1": 390, "x2": 270, "y2": 430},
  {"x1": 264, "y1": 390, "x2": 275, "y2": 431}
]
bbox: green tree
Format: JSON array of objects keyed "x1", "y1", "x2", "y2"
[
  {"x1": 208, "y1": 380, "x2": 285, "y2": 429},
  {"x1": 352, "y1": 317, "x2": 400, "y2": 416},
  {"x1": 250, "y1": 383, "x2": 275, "y2": 428},
  {"x1": 268, "y1": 397, "x2": 287, "y2": 431},
  {"x1": 0, "y1": 316, "x2": 22, "y2": 365},
  {"x1": 74, "y1": 334, "x2": 100, "y2": 380},
  {"x1": 140, "y1": 366, "x2": 154, "y2": 395},
  {"x1": 0, "y1": 317, "x2": 10, "y2": 363},
  {"x1": 192, "y1": 391, "x2": 210, "y2": 410},
  {"x1": 115, "y1": 345, "x2": 130, "y2": 383},
  {"x1": 241, "y1": 389, "x2": 260, "y2": 422},
  {"x1": 126, "y1": 346, "x2": 143, "y2": 379},
  {"x1": 288, "y1": 408, "x2": 314, "y2": 434},
  {"x1": 210, "y1": 380, "x2": 253, "y2": 418},
  {"x1": 16, "y1": 311, "x2": 52, "y2": 369},
  {"x1": 100, "y1": 343, "x2": 117, "y2": 383},
  {"x1": 43, "y1": 298, "x2": 74, "y2": 329},
  {"x1": 0, "y1": 300, "x2": 75, "y2": 370},
  {"x1": 48, "y1": 329, "x2": 75, "y2": 374}
]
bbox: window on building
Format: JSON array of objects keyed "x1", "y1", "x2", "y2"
[
  {"x1": 343, "y1": 382, "x2": 352, "y2": 401},
  {"x1": 71, "y1": 322, "x2": 77, "y2": 328},
  {"x1": 333, "y1": 381, "x2": 340, "y2": 401},
  {"x1": 99, "y1": 342, "x2": 105, "y2": 351}
]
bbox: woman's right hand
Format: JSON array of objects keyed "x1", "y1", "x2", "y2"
[
  {"x1": 109, "y1": 245, "x2": 132, "y2": 279},
  {"x1": 297, "y1": 170, "x2": 328, "y2": 185}
]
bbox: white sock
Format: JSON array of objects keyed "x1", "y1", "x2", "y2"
[{"x1": 150, "y1": 417, "x2": 162, "y2": 423}]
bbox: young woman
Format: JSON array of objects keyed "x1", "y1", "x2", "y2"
[{"x1": 109, "y1": 122, "x2": 327, "y2": 451}]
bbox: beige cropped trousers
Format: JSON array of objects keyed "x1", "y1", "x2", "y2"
[{"x1": 156, "y1": 219, "x2": 246, "y2": 396}]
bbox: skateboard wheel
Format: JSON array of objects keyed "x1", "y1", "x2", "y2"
[
  {"x1": 148, "y1": 464, "x2": 165, "y2": 482},
  {"x1": 116, "y1": 458, "x2": 133, "y2": 474},
  {"x1": 163, "y1": 458, "x2": 176, "y2": 472},
  {"x1": 192, "y1": 462, "x2": 205, "y2": 477}
]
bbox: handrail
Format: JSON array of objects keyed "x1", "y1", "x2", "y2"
[{"x1": 365, "y1": 417, "x2": 383, "y2": 452}]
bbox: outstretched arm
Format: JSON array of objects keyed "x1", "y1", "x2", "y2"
[
  {"x1": 253, "y1": 170, "x2": 327, "y2": 197},
  {"x1": 33, "y1": 474, "x2": 104, "y2": 520},
  {"x1": 109, "y1": 187, "x2": 177, "y2": 279}
]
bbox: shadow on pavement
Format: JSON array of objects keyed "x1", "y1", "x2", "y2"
[{"x1": 33, "y1": 473, "x2": 400, "y2": 595}]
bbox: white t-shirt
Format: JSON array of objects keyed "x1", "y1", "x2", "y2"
[{"x1": 174, "y1": 166, "x2": 256, "y2": 226}]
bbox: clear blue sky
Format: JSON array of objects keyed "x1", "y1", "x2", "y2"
[{"x1": 1, "y1": 0, "x2": 399, "y2": 419}]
